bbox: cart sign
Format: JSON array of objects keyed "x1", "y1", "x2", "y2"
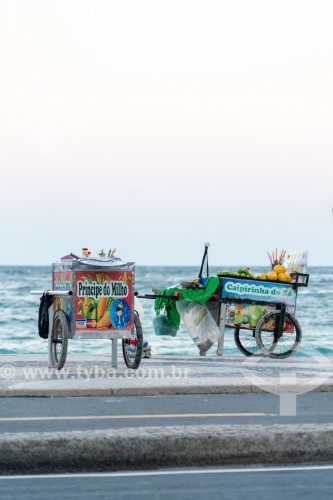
[
  {"x1": 221, "y1": 278, "x2": 297, "y2": 307},
  {"x1": 75, "y1": 270, "x2": 133, "y2": 332},
  {"x1": 53, "y1": 270, "x2": 73, "y2": 333}
]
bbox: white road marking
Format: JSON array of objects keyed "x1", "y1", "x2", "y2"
[
  {"x1": 1, "y1": 465, "x2": 333, "y2": 480},
  {"x1": 0, "y1": 412, "x2": 265, "y2": 422}
]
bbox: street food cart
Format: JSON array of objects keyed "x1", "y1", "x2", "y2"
[
  {"x1": 138, "y1": 245, "x2": 309, "y2": 359},
  {"x1": 31, "y1": 255, "x2": 143, "y2": 370},
  {"x1": 216, "y1": 271, "x2": 309, "y2": 358}
]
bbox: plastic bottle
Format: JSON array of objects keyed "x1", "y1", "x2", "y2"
[
  {"x1": 287, "y1": 250, "x2": 297, "y2": 273},
  {"x1": 234, "y1": 303, "x2": 243, "y2": 325},
  {"x1": 297, "y1": 252, "x2": 308, "y2": 285},
  {"x1": 299, "y1": 250, "x2": 308, "y2": 274},
  {"x1": 227, "y1": 304, "x2": 235, "y2": 324},
  {"x1": 82, "y1": 247, "x2": 88, "y2": 258}
]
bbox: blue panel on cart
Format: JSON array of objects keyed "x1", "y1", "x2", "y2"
[{"x1": 220, "y1": 277, "x2": 297, "y2": 306}]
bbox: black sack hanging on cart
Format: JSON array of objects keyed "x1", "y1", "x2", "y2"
[{"x1": 38, "y1": 293, "x2": 53, "y2": 339}]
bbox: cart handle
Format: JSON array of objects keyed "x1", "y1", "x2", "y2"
[
  {"x1": 135, "y1": 293, "x2": 179, "y2": 300},
  {"x1": 30, "y1": 290, "x2": 73, "y2": 296},
  {"x1": 134, "y1": 291, "x2": 219, "y2": 301}
]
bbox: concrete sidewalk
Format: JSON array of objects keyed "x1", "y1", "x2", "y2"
[
  {"x1": 1, "y1": 354, "x2": 333, "y2": 473},
  {"x1": 1, "y1": 354, "x2": 333, "y2": 397}
]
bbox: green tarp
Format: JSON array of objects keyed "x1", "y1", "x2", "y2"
[{"x1": 154, "y1": 276, "x2": 219, "y2": 331}]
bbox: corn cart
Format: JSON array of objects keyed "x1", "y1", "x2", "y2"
[{"x1": 31, "y1": 255, "x2": 143, "y2": 370}]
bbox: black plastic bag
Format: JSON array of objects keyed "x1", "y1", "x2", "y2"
[{"x1": 38, "y1": 294, "x2": 53, "y2": 339}]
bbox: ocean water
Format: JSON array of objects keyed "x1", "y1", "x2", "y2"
[{"x1": 0, "y1": 266, "x2": 332, "y2": 358}]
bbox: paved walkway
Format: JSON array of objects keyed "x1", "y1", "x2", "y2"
[
  {"x1": 1, "y1": 354, "x2": 333, "y2": 397},
  {"x1": 1, "y1": 354, "x2": 333, "y2": 473}
]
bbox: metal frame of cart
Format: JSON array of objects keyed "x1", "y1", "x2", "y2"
[
  {"x1": 31, "y1": 258, "x2": 143, "y2": 370},
  {"x1": 214, "y1": 272, "x2": 309, "y2": 358},
  {"x1": 137, "y1": 272, "x2": 309, "y2": 359}
]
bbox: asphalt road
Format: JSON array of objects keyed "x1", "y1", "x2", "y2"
[
  {"x1": 0, "y1": 392, "x2": 333, "y2": 432},
  {"x1": 1, "y1": 465, "x2": 333, "y2": 500}
]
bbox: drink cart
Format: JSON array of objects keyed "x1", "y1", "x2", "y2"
[
  {"x1": 31, "y1": 256, "x2": 143, "y2": 370},
  {"x1": 137, "y1": 244, "x2": 309, "y2": 359},
  {"x1": 216, "y1": 272, "x2": 309, "y2": 358},
  {"x1": 140, "y1": 273, "x2": 308, "y2": 359}
]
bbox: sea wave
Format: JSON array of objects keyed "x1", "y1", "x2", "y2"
[{"x1": 0, "y1": 265, "x2": 330, "y2": 358}]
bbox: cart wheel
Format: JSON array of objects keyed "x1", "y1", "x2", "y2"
[
  {"x1": 234, "y1": 328, "x2": 263, "y2": 357},
  {"x1": 255, "y1": 310, "x2": 302, "y2": 359},
  {"x1": 122, "y1": 313, "x2": 143, "y2": 369},
  {"x1": 50, "y1": 310, "x2": 68, "y2": 370}
]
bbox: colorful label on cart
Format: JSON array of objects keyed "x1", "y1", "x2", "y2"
[
  {"x1": 75, "y1": 270, "x2": 133, "y2": 331},
  {"x1": 53, "y1": 271, "x2": 73, "y2": 333},
  {"x1": 221, "y1": 278, "x2": 297, "y2": 306},
  {"x1": 224, "y1": 302, "x2": 296, "y2": 330}
]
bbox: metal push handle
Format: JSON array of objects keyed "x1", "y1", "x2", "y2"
[
  {"x1": 198, "y1": 242, "x2": 210, "y2": 279},
  {"x1": 30, "y1": 290, "x2": 73, "y2": 296}
]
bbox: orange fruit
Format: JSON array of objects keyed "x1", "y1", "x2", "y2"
[
  {"x1": 273, "y1": 265, "x2": 286, "y2": 275},
  {"x1": 277, "y1": 273, "x2": 292, "y2": 283},
  {"x1": 267, "y1": 271, "x2": 278, "y2": 281}
]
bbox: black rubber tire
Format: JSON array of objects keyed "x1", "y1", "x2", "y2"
[
  {"x1": 234, "y1": 328, "x2": 263, "y2": 357},
  {"x1": 50, "y1": 310, "x2": 68, "y2": 370},
  {"x1": 122, "y1": 313, "x2": 143, "y2": 369},
  {"x1": 255, "y1": 310, "x2": 302, "y2": 359}
]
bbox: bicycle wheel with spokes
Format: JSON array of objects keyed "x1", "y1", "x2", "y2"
[
  {"x1": 122, "y1": 313, "x2": 143, "y2": 369},
  {"x1": 255, "y1": 310, "x2": 302, "y2": 359},
  {"x1": 234, "y1": 328, "x2": 263, "y2": 356},
  {"x1": 50, "y1": 310, "x2": 68, "y2": 370}
]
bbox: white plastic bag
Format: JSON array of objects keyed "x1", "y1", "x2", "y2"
[
  {"x1": 176, "y1": 300, "x2": 220, "y2": 355},
  {"x1": 134, "y1": 296, "x2": 145, "y2": 319}
]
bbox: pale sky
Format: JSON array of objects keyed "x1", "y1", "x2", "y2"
[{"x1": 0, "y1": 0, "x2": 332, "y2": 266}]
